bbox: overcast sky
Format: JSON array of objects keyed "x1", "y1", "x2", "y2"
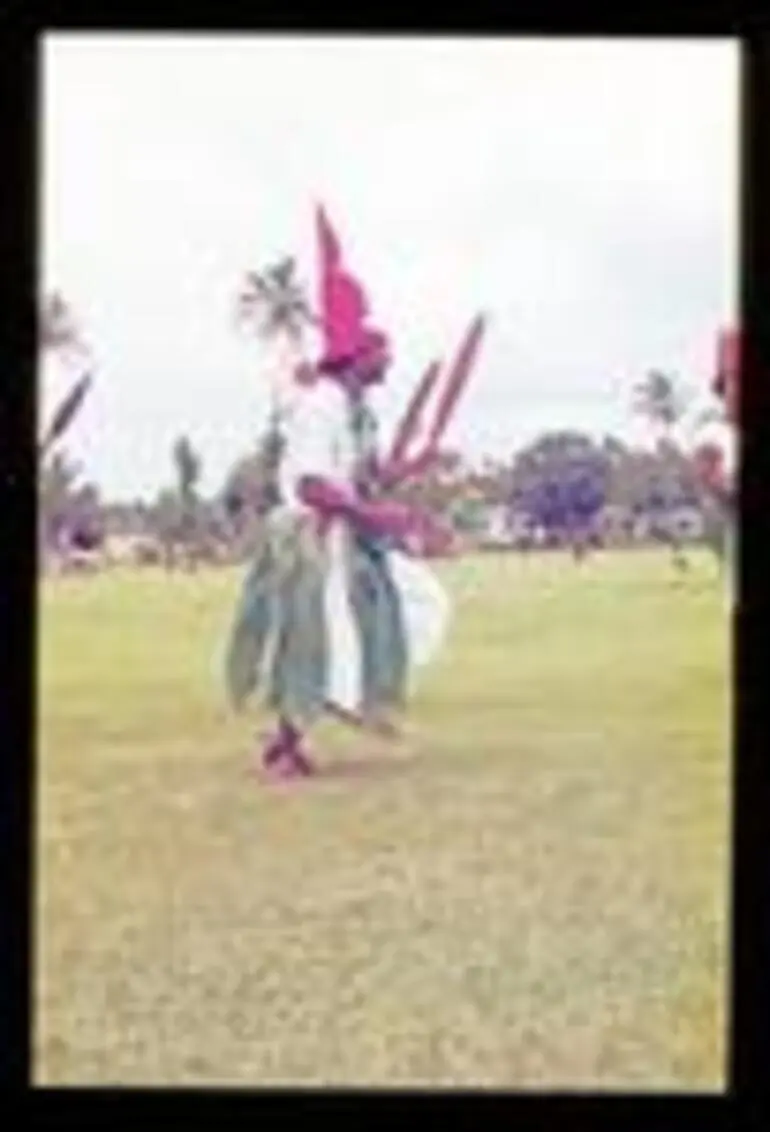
[{"x1": 41, "y1": 34, "x2": 739, "y2": 500}]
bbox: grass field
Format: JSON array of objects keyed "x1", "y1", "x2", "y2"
[{"x1": 35, "y1": 549, "x2": 731, "y2": 1088}]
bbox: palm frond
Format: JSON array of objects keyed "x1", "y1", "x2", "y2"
[
  {"x1": 270, "y1": 257, "x2": 297, "y2": 287},
  {"x1": 40, "y1": 292, "x2": 79, "y2": 351},
  {"x1": 39, "y1": 374, "x2": 92, "y2": 458},
  {"x1": 235, "y1": 257, "x2": 315, "y2": 343}
]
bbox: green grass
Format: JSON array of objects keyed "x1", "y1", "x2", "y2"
[{"x1": 35, "y1": 549, "x2": 731, "y2": 1088}]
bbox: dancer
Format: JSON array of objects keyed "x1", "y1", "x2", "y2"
[
  {"x1": 690, "y1": 327, "x2": 738, "y2": 597},
  {"x1": 224, "y1": 207, "x2": 486, "y2": 778}
]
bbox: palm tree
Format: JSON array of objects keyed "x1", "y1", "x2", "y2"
[
  {"x1": 235, "y1": 257, "x2": 316, "y2": 345},
  {"x1": 172, "y1": 435, "x2": 202, "y2": 567},
  {"x1": 227, "y1": 255, "x2": 315, "y2": 544},
  {"x1": 173, "y1": 435, "x2": 201, "y2": 504},
  {"x1": 237, "y1": 257, "x2": 318, "y2": 404},
  {"x1": 632, "y1": 370, "x2": 691, "y2": 438},
  {"x1": 631, "y1": 370, "x2": 700, "y2": 568}
]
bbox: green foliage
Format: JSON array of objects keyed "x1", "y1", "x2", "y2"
[
  {"x1": 238, "y1": 257, "x2": 315, "y2": 344},
  {"x1": 153, "y1": 487, "x2": 185, "y2": 540},
  {"x1": 220, "y1": 414, "x2": 288, "y2": 530},
  {"x1": 632, "y1": 370, "x2": 691, "y2": 430},
  {"x1": 38, "y1": 449, "x2": 82, "y2": 546},
  {"x1": 172, "y1": 435, "x2": 201, "y2": 504}
]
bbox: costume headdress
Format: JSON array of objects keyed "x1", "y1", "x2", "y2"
[
  {"x1": 315, "y1": 205, "x2": 392, "y2": 387},
  {"x1": 313, "y1": 204, "x2": 486, "y2": 486}
]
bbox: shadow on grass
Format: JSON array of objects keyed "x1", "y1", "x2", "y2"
[{"x1": 253, "y1": 752, "x2": 422, "y2": 787}]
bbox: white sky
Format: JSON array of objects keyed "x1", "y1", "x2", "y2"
[{"x1": 41, "y1": 34, "x2": 739, "y2": 500}]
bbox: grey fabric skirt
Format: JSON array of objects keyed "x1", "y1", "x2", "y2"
[{"x1": 224, "y1": 510, "x2": 408, "y2": 728}]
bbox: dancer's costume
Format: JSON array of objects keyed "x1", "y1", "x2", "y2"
[
  {"x1": 224, "y1": 208, "x2": 486, "y2": 773},
  {"x1": 691, "y1": 327, "x2": 738, "y2": 600}
]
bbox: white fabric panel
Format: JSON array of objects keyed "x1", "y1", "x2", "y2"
[
  {"x1": 277, "y1": 380, "x2": 364, "y2": 711},
  {"x1": 278, "y1": 380, "x2": 352, "y2": 507},
  {"x1": 271, "y1": 377, "x2": 450, "y2": 711},
  {"x1": 323, "y1": 521, "x2": 363, "y2": 713},
  {"x1": 387, "y1": 550, "x2": 451, "y2": 670}
]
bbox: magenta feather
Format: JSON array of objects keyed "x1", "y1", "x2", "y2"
[
  {"x1": 385, "y1": 359, "x2": 442, "y2": 472},
  {"x1": 425, "y1": 315, "x2": 486, "y2": 450}
]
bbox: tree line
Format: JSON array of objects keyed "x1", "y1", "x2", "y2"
[
  {"x1": 38, "y1": 418, "x2": 727, "y2": 568},
  {"x1": 39, "y1": 285, "x2": 731, "y2": 568}
]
